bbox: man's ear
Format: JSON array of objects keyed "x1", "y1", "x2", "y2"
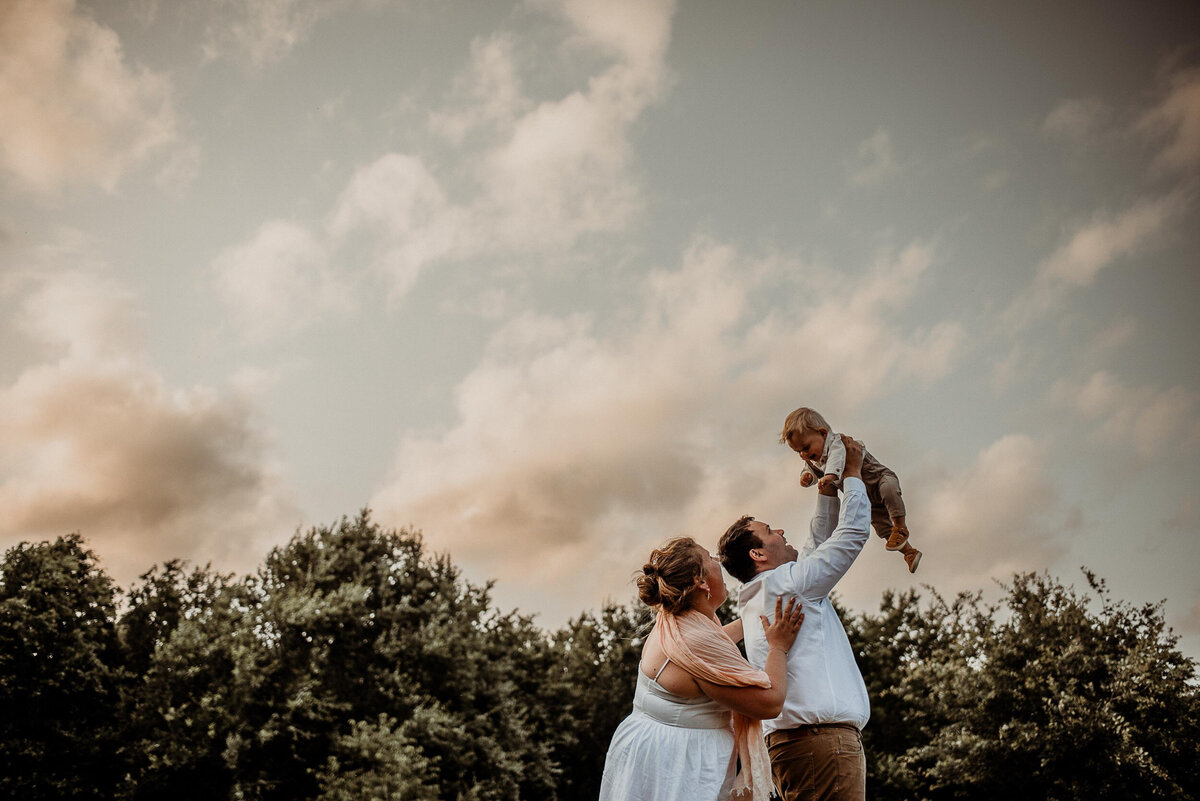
[{"x1": 749, "y1": 547, "x2": 767, "y2": 563}]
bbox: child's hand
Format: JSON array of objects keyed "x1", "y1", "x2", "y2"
[
  {"x1": 817, "y1": 474, "x2": 838, "y2": 493},
  {"x1": 799, "y1": 471, "x2": 815, "y2": 488}
]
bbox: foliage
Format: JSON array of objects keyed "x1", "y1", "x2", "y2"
[
  {"x1": 119, "y1": 511, "x2": 561, "y2": 800},
  {"x1": 846, "y1": 571, "x2": 1200, "y2": 801},
  {"x1": 0, "y1": 535, "x2": 125, "y2": 800},
  {"x1": 546, "y1": 602, "x2": 652, "y2": 799},
  {"x1": 3, "y1": 520, "x2": 1198, "y2": 800},
  {"x1": 313, "y1": 714, "x2": 437, "y2": 801},
  {"x1": 118, "y1": 561, "x2": 249, "y2": 799}
]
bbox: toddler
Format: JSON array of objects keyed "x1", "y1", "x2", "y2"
[{"x1": 780, "y1": 407, "x2": 922, "y2": 573}]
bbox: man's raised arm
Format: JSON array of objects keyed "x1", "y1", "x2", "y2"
[{"x1": 786, "y1": 435, "x2": 872, "y2": 601}]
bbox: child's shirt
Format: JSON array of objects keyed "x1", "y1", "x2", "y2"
[{"x1": 815, "y1": 431, "x2": 848, "y2": 479}]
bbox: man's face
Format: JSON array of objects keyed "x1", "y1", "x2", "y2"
[
  {"x1": 750, "y1": 520, "x2": 797, "y2": 569},
  {"x1": 789, "y1": 428, "x2": 828, "y2": 462}
]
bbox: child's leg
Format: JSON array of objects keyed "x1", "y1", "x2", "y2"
[
  {"x1": 878, "y1": 474, "x2": 910, "y2": 551},
  {"x1": 869, "y1": 508, "x2": 892, "y2": 541}
]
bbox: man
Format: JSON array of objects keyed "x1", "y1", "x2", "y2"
[{"x1": 718, "y1": 434, "x2": 871, "y2": 801}]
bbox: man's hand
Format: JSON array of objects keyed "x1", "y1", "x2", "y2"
[{"x1": 840, "y1": 434, "x2": 864, "y2": 480}]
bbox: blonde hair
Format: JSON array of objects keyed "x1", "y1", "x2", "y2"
[
  {"x1": 779, "y1": 406, "x2": 831, "y2": 446},
  {"x1": 636, "y1": 537, "x2": 705, "y2": 615}
]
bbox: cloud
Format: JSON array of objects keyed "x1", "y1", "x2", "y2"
[
  {"x1": 1180, "y1": 594, "x2": 1200, "y2": 635},
  {"x1": 849, "y1": 128, "x2": 899, "y2": 186},
  {"x1": 16, "y1": 269, "x2": 142, "y2": 360},
  {"x1": 212, "y1": 219, "x2": 350, "y2": 342},
  {"x1": 202, "y1": 0, "x2": 345, "y2": 68},
  {"x1": 542, "y1": 0, "x2": 674, "y2": 66},
  {"x1": 217, "y1": 0, "x2": 677, "y2": 334},
  {"x1": 820, "y1": 433, "x2": 1072, "y2": 615},
  {"x1": 1008, "y1": 192, "x2": 1189, "y2": 324},
  {"x1": 0, "y1": 0, "x2": 177, "y2": 195},
  {"x1": 0, "y1": 271, "x2": 301, "y2": 585},
  {"x1": 916, "y1": 435, "x2": 1065, "y2": 587},
  {"x1": 1038, "y1": 194, "x2": 1185, "y2": 287},
  {"x1": 463, "y1": 0, "x2": 674, "y2": 252},
  {"x1": 327, "y1": 154, "x2": 460, "y2": 299},
  {"x1": 428, "y1": 33, "x2": 529, "y2": 145},
  {"x1": 1138, "y1": 67, "x2": 1200, "y2": 175},
  {"x1": 1042, "y1": 97, "x2": 1109, "y2": 140},
  {"x1": 369, "y1": 235, "x2": 963, "y2": 622},
  {"x1": 1049, "y1": 370, "x2": 1200, "y2": 463}
]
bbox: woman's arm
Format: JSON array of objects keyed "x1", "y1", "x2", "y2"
[
  {"x1": 722, "y1": 618, "x2": 744, "y2": 643},
  {"x1": 695, "y1": 597, "x2": 803, "y2": 720}
]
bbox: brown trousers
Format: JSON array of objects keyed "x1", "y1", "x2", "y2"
[{"x1": 765, "y1": 724, "x2": 866, "y2": 801}]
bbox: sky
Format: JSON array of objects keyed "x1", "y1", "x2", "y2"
[{"x1": 2, "y1": 0, "x2": 1199, "y2": 659}]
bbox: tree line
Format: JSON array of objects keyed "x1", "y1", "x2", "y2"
[{"x1": 1, "y1": 512, "x2": 1197, "y2": 800}]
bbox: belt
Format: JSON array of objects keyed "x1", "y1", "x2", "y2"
[{"x1": 767, "y1": 722, "x2": 860, "y2": 740}]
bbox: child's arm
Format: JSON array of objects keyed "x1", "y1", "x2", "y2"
[
  {"x1": 817, "y1": 433, "x2": 846, "y2": 492},
  {"x1": 824, "y1": 432, "x2": 846, "y2": 478},
  {"x1": 799, "y1": 456, "x2": 822, "y2": 488}
]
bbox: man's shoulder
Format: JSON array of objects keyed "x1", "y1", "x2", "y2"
[{"x1": 749, "y1": 561, "x2": 807, "y2": 596}]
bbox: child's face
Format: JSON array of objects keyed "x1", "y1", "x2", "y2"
[{"x1": 789, "y1": 428, "x2": 828, "y2": 462}]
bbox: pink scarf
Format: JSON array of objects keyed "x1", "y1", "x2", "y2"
[{"x1": 655, "y1": 609, "x2": 774, "y2": 801}]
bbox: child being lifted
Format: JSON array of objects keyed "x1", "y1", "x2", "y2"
[{"x1": 781, "y1": 407, "x2": 923, "y2": 573}]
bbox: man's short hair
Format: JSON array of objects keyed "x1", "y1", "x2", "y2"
[{"x1": 718, "y1": 515, "x2": 762, "y2": 584}]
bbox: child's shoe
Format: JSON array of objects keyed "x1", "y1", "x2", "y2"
[
  {"x1": 885, "y1": 526, "x2": 909, "y2": 551},
  {"x1": 904, "y1": 549, "x2": 922, "y2": 574}
]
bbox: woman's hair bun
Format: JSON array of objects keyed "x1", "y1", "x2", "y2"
[{"x1": 635, "y1": 537, "x2": 704, "y2": 615}]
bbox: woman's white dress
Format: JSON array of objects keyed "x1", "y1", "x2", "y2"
[{"x1": 599, "y1": 661, "x2": 737, "y2": 801}]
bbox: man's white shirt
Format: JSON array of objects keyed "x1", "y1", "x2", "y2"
[{"x1": 735, "y1": 477, "x2": 871, "y2": 733}]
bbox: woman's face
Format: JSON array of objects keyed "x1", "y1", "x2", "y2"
[{"x1": 697, "y1": 546, "x2": 727, "y2": 607}]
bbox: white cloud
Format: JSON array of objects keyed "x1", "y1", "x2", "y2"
[
  {"x1": 203, "y1": 0, "x2": 345, "y2": 68},
  {"x1": 542, "y1": 0, "x2": 674, "y2": 66},
  {"x1": 1050, "y1": 370, "x2": 1200, "y2": 463},
  {"x1": 1091, "y1": 316, "x2": 1137, "y2": 354},
  {"x1": 428, "y1": 33, "x2": 528, "y2": 145},
  {"x1": 219, "y1": 0, "x2": 677, "y2": 328},
  {"x1": 1038, "y1": 194, "x2": 1186, "y2": 287},
  {"x1": 1008, "y1": 193, "x2": 1189, "y2": 324},
  {"x1": 1138, "y1": 67, "x2": 1200, "y2": 175},
  {"x1": 849, "y1": 128, "x2": 899, "y2": 186},
  {"x1": 327, "y1": 154, "x2": 460, "y2": 298},
  {"x1": 0, "y1": 271, "x2": 302, "y2": 585},
  {"x1": 469, "y1": 0, "x2": 674, "y2": 252},
  {"x1": 739, "y1": 241, "x2": 963, "y2": 406},
  {"x1": 213, "y1": 219, "x2": 350, "y2": 342},
  {"x1": 0, "y1": 0, "x2": 177, "y2": 195},
  {"x1": 1042, "y1": 97, "x2": 1109, "y2": 140},
  {"x1": 1180, "y1": 594, "x2": 1200, "y2": 635},
  {"x1": 916, "y1": 434, "x2": 1066, "y2": 587},
  {"x1": 16, "y1": 270, "x2": 142, "y2": 360},
  {"x1": 369, "y1": 235, "x2": 964, "y2": 622}
]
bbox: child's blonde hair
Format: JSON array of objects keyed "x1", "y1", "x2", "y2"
[{"x1": 779, "y1": 406, "x2": 831, "y2": 446}]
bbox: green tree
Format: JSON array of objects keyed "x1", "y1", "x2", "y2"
[
  {"x1": 211, "y1": 511, "x2": 559, "y2": 800},
  {"x1": 846, "y1": 571, "x2": 1200, "y2": 801},
  {"x1": 118, "y1": 562, "x2": 247, "y2": 800},
  {"x1": 314, "y1": 713, "x2": 437, "y2": 800},
  {"x1": 546, "y1": 602, "x2": 651, "y2": 798},
  {"x1": 0, "y1": 535, "x2": 125, "y2": 800}
]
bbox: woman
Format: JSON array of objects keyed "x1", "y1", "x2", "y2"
[{"x1": 599, "y1": 537, "x2": 803, "y2": 801}]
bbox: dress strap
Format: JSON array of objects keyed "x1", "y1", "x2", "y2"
[{"x1": 654, "y1": 658, "x2": 671, "y2": 681}]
